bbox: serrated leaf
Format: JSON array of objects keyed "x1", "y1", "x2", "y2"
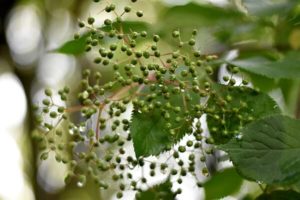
[
  {"x1": 207, "y1": 84, "x2": 281, "y2": 144},
  {"x1": 220, "y1": 115, "x2": 300, "y2": 185},
  {"x1": 136, "y1": 179, "x2": 176, "y2": 200},
  {"x1": 131, "y1": 86, "x2": 200, "y2": 157},
  {"x1": 204, "y1": 168, "x2": 243, "y2": 200},
  {"x1": 229, "y1": 52, "x2": 300, "y2": 79},
  {"x1": 255, "y1": 190, "x2": 300, "y2": 200},
  {"x1": 247, "y1": 72, "x2": 278, "y2": 93},
  {"x1": 131, "y1": 110, "x2": 183, "y2": 157},
  {"x1": 55, "y1": 34, "x2": 90, "y2": 55}
]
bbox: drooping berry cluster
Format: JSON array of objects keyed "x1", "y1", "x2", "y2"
[{"x1": 33, "y1": 0, "x2": 253, "y2": 198}]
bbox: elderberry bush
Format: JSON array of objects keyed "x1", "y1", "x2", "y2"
[{"x1": 31, "y1": 0, "x2": 300, "y2": 199}]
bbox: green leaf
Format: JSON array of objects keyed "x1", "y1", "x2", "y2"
[
  {"x1": 247, "y1": 72, "x2": 278, "y2": 93},
  {"x1": 204, "y1": 168, "x2": 243, "y2": 200},
  {"x1": 158, "y1": 2, "x2": 243, "y2": 33},
  {"x1": 229, "y1": 52, "x2": 300, "y2": 79},
  {"x1": 136, "y1": 179, "x2": 176, "y2": 200},
  {"x1": 255, "y1": 190, "x2": 300, "y2": 200},
  {"x1": 220, "y1": 115, "x2": 300, "y2": 185},
  {"x1": 55, "y1": 34, "x2": 89, "y2": 55},
  {"x1": 162, "y1": 2, "x2": 243, "y2": 24},
  {"x1": 130, "y1": 110, "x2": 182, "y2": 157},
  {"x1": 240, "y1": 0, "x2": 296, "y2": 17},
  {"x1": 278, "y1": 79, "x2": 300, "y2": 115},
  {"x1": 207, "y1": 84, "x2": 281, "y2": 144},
  {"x1": 131, "y1": 86, "x2": 200, "y2": 157}
]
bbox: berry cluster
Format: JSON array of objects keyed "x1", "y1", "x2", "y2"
[{"x1": 33, "y1": 0, "x2": 251, "y2": 198}]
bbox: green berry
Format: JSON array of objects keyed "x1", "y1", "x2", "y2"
[
  {"x1": 88, "y1": 17, "x2": 95, "y2": 25},
  {"x1": 78, "y1": 21, "x2": 85, "y2": 28},
  {"x1": 94, "y1": 57, "x2": 102, "y2": 64},
  {"x1": 50, "y1": 111, "x2": 57, "y2": 118},
  {"x1": 178, "y1": 146, "x2": 186, "y2": 153},
  {"x1": 141, "y1": 31, "x2": 147, "y2": 37},
  {"x1": 116, "y1": 192, "x2": 123, "y2": 199},
  {"x1": 192, "y1": 29, "x2": 198, "y2": 35},
  {"x1": 188, "y1": 39, "x2": 196, "y2": 46},
  {"x1": 153, "y1": 35, "x2": 160, "y2": 42},
  {"x1": 136, "y1": 11, "x2": 143, "y2": 17},
  {"x1": 57, "y1": 107, "x2": 65, "y2": 113},
  {"x1": 186, "y1": 140, "x2": 193, "y2": 147},
  {"x1": 42, "y1": 99, "x2": 50, "y2": 106},
  {"x1": 232, "y1": 67, "x2": 239, "y2": 74},
  {"x1": 223, "y1": 76, "x2": 229, "y2": 82},
  {"x1": 63, "y1": 86, "x2": 70, "y2": 93},
  {"x1": 104, "y1": 19, "x2": 112, "y2": 26},
  {"x1": 229, "y1": 78, "x2": 236, "y2": 85},
  {"x1": 44, "y1": 88, "x2": 52, "y2": 96},
  {"x1": 172, "y1": 30, "x2": 180, "y2": 38},
  {"x1": 110, "y1": 44, "x2": 117, "y2": 51},
  {"x1": 124, "y1": 6, "x2": 131, "y2": 12},
  {"x1": 205, "y1": 66, "x2": 213, "y2": 75},
  {"x1": 40, "y1": 152, "x2": 49, "y2": 160},
  {"x1": 242, "y1": 79, "x2": 249, "y2": 85},
  {"x1": 181, "y1": 70, "x2": 188, "y2": 77},
  {"x1": 43, "y1": 108, "x2": 49, "y2": 115}
]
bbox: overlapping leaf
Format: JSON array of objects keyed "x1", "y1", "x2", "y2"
[
  {"x1": 131, "y1": 85, "x2": 200, "y2": 157},
  {"x1": 255, "y1": 190, "x2": 300, "y2": 200},
  {"x1": 55, "y1": 33, "x2": 90, "y2": 55},
  {"x1": 221, "y1": 115, "x2": 300, "y2": 185},
  {"x1": 204, "y1": 168, "x2": 243, "y2": 200},
  {"x1": 136, "y1": 179, "x2": 176, "y2": 200},
  {"x1": 229, "y1": 52, "x2": 300, "y2": 79},
  {"x1": 207, "y1": 84, "x2": 280, "y2": 144},
  {"x1": 159, "y1": 2, "x2": 243, "y2": 30}
]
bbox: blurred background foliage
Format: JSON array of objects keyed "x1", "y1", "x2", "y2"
[{"x1": 0, "y1": 0, "x2": 300, "y2": 199}]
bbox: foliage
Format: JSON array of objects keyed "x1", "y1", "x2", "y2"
[
  {"x1": 221, "y1": 115, "x2": 300, "y2": 185},
  {"x1": 255, "y1": 190, "x2": 300, "y2": 200},
  {"x1": 136, "y1": 179, "x2": 176, "y2": 200},
  {"x1": 228, "y1": 51, "x2": 300, "y2": 79},
  {"x1": 206, "y1": 84, "x2": 281, "y2": 144},
  {"x1": 32, "y1": 0, "x2": 300, "y2": 199},
  {"x1": 203, "y1": 168, "x2": 243, "y2": 199}
]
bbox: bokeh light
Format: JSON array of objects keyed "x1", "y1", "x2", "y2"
[{"x1": 6, "y1": 5, "x2": 43, "y2": 66}]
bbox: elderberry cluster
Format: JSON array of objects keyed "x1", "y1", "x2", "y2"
[{"x1": 33, "y1": 0, "x2": 252, "y2": 199}]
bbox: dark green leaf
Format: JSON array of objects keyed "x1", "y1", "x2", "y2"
[
  {"x1": 247, "y1": 72, "x2": 278, "y2": 93},
  {"x1": 55, "y1": 34, "x2": 89, "y2": 55},
  {"x1": 159, "y1": 3, "x2": 243, "y2": 33},
  {"x1": 207, "y1": 84, "x2": 281, "y2": 144},
  {"x1": 131, "y1": 110, "x2": 183, "y2": 157},
  {"x1": 131, "y1": 86, "x2": 200, "y2": 157},
  {"x1": 220, "y1": 115, "x2": 300, "y2": 185},
  {"x1": 255, "y1": 190, "x2": 300, "y2": 200},
  {"x1": 278, "y1": 79, "x2": 300, "y2": 115},
  {"x1": 136, "y1": 179, "x2": 176, "y2": 200},
  {"x1": 229, "y1": 52, "x2": 300, "y2": 79},
  {"x1": 204, "y1": 168, "x2": 243, "y2": 200}
]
